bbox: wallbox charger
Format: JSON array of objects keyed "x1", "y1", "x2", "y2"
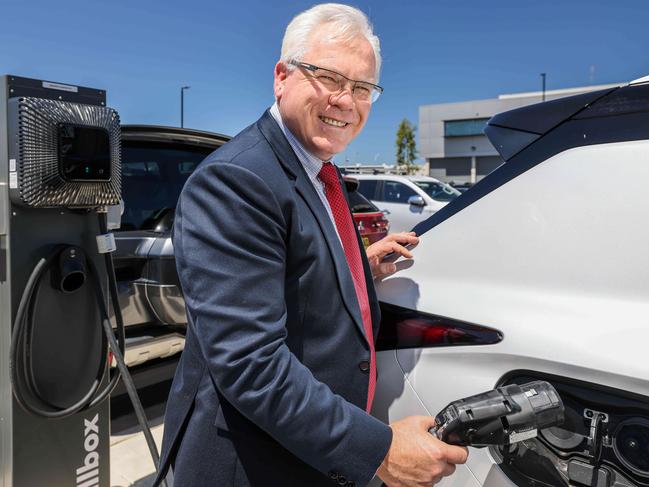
[{"x1": 0, "y1": 75, "x2": 164, "y2": 486}]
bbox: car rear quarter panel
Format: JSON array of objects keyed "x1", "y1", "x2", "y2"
[{"x1": 373, "y1": 140, "x2": 649, "y2": 485}]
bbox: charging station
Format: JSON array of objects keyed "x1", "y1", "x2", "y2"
[{"x1": 0, "y1": 75, "x2": 121, "y2": 486}]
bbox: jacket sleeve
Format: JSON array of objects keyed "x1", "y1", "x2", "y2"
[{"x1": 174, "y1": 161, "x2": 392, "y2": 486}]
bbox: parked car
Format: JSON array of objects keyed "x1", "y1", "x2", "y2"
[
  {"x1": 448, "y1": 181, "x2": 475, "y2": 193},
  {"x1": 112, "y1": 125, "x2": 230, "y2": 367},
  {"x1": 354, "y1": 174, "x2": 461, "y2": 232},
  {"x1": 344, "y1": 176, "x2": 390, "y2": 247},
  {"x1": 370, "y1": 76, "x2": 649, "y2": 486}
]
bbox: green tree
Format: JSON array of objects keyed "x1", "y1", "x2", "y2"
[{"x1": 395, "y1": 118, "x2": 418, "y2": 174}]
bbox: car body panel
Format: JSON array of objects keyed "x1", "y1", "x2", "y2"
[{"x1": 370, "y1": 349, "x2": 482, "y2": 487}]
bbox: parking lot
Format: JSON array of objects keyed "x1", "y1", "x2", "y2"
[{"x1": 2, "y1": 2, "x2": 649, "y2": 483}]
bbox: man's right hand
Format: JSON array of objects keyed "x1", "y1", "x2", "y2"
[{"x1": 377, "y1": 416, "x2": 469, "y2": 487}]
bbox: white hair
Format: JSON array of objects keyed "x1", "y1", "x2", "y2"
[{"x1": 281, "y1": 3, "x2": 382, "y2": 83}]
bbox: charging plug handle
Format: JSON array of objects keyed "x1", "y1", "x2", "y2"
[{"x1": 431, "y1": 380, "x2": 565, "y2": 447}]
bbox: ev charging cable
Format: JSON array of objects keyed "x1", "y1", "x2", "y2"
[
  {"x1": 9, "y1": 212, "x2": 166, "y2": 486},
  {"x1": 10, "y1": 241, "x2": 122, "y2": 417},
  {"x1": 96, "y1": 212, "x2": 165, "y2": 484}
]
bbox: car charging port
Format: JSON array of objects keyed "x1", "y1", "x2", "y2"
[
  {"x1": 490, "y1": 373, "x2": 649, "y2": 487},
  {"x1": 584, "y1": 408, "x2": 610, "y2": 464},
  {"x1": 562, "y1": 410, "x2": 613, "y2": 487}
]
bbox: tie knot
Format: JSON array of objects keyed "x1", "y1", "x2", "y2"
[{"x1": 318, "y1": 161, "x2": 339, "y2": 187}]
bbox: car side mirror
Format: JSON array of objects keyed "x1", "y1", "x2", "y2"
[{"x1": 408, "y1": 195, "x2": 426, "y2": 207}]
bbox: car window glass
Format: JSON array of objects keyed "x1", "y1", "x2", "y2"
[
  {"x1": 383, "y1": 181, "x2": 417, "y2": 203},
  {"x1": 348, "y1": 189, "x2": 379, "y2": 213},
  {"x1": 121, "y1": 143, "x2": 212, "y2": 231},
  {"x1": 357, "y1": 179, "x2": 378, "y2": 200},
  {"x1": 179, "y1": 161, "x2": 199, "y2": 174},
  {"x1": 413, "y1": 181, "x2": 461, "y2": 202},
  {"x1": 122, "y1": 161, "x2": 161, "y2": 177}
]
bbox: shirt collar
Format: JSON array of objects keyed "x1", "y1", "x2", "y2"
[{"x1": 270, "y1": 102, "x2": 326, "y2": 181}]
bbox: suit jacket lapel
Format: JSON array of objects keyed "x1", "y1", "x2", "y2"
[{"x1": 257, "y1": 111, "x2": 366, "y2": 338}]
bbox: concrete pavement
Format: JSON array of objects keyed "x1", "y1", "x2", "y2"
[{"x1": 110, "y1": 424, "x2": 164, "y2": 487}]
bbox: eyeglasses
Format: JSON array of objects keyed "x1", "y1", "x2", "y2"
[{"x1": 288, "y1": 60, "x2": 383, "y2": 104}]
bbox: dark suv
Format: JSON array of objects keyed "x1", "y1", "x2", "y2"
[{"x1": 113, "y1": 125, "x2": 229, "y2": 367}]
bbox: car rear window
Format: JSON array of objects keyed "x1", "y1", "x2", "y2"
[
  {"x1": 348, "y1": 189, "x2": 380, "y2": 213},
  {"x1": 121, "y1": 142, "x2": 213, "y2": 230}
]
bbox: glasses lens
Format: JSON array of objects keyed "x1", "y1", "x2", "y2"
[
  {"x1": 353, "y1": 83, "x2": 375, "y2": 102},
  {"x1": 314, "y1": 69, "x2": 342, "y2": 91}
]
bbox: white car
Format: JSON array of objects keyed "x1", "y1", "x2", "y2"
[
  {"x1": 354, "y1": 174, "x2": 461, "y2": 233},
  {"x1": 371, "y1": 76, "x2": 649, "y2": 487}
]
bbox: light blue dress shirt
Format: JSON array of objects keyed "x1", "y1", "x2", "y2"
[{"x1": 270, "y1": 102, "x2": 342, "y2": 242}]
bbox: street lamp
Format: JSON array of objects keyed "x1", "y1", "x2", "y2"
[
  {"x1": 180, "y1": 86, "x2": 191, "y2": 128},
  {"x1": 540, "y1": 73, "x2": 546, "y2": 102}
]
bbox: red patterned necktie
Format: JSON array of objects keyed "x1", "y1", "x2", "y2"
[{"x1": 318, "y1": 162, "x2": 376, "y2": 412}]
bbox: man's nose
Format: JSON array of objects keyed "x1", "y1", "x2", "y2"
[{"x1": 329, "y1": 84, "x2": 355, "y2": 109}]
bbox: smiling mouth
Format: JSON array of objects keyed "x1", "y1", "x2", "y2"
[{"x1": 319, "y1": 116, "x2": 348, "y2": 128}]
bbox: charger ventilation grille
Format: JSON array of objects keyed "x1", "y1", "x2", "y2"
[{"x1": 15, "y1": 97, "x2": 121, "y2": 208}]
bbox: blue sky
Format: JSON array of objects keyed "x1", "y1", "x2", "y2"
[{"x1": 2, "y1": 0, "x2": 648, "y2": 164}]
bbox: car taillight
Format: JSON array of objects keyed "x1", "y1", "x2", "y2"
[
  {"x1": 376, "y1": 302, "x2": 503, "y2": 350},
  {"x1": 373, "y1": 219, "x2": 389, "y2": 229}
]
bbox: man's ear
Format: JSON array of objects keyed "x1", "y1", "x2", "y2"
[{"x1": 274, "y1": 61, "x2": 288, "y2": 100}]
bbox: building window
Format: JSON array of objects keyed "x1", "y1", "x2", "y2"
[{"x1": 444, "y1": 118, "x2": 490, "y2": 137}]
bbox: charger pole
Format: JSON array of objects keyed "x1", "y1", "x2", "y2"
[
  {"x1": 0, "y1": 75, "x2": 113, "y2": 486},
  {"x1": 0, "y1": 74, "x2": 13, "y2": 487}
]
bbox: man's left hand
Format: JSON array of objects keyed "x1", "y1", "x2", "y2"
[{"x1": 366, "y1": 232, "x2": 419, "y2": 279}]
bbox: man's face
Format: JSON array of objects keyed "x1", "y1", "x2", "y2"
[{"x1": 274, "y1": 26, "x2": 376, "y2": 161}]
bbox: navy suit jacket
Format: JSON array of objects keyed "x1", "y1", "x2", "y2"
[{"x1": 155, "y1": 111, "x2": 392, "y2": 487}]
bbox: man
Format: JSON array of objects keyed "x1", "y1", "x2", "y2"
[{"x1": 155, "y1": 4, "x2": 468, "y2": 486}]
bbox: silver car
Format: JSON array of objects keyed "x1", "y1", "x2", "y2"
[{"x1": 112, "y1": 125, "x2": 229, "y2": 368}]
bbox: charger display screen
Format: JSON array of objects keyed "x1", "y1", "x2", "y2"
[{"x1": 57, "y1": 123, "x2": 111, "y2": 182}]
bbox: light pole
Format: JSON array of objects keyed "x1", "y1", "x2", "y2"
[
  {"x1": 540, "y1": 73, "x2": 546, "y2": 102},
  {"x1": 180, "y1": 85, "x2": 190, "y2": 128}
]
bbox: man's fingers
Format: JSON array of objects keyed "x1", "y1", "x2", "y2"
[
  {"x1": 445, "y1": 445, "x2": 469, "y2": 465},
  {"x1": 441, "y1": 462, "x2": 456, "y2": 477},
  {"x1": 378, "y1": 263, "x2": 397, "y2": 276},
  {"x1": 387, "y1": 240, "x2": 414, "y2": 258},
  {"x1": 419, "y1": 415, "x2": 438, "y2": 430},
  {"x1": 391, "y1": 232, "x2": 419, "y2": 245},
  {"x1": 380, "y1": 416, "x2": 468, "y2": 487}
]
